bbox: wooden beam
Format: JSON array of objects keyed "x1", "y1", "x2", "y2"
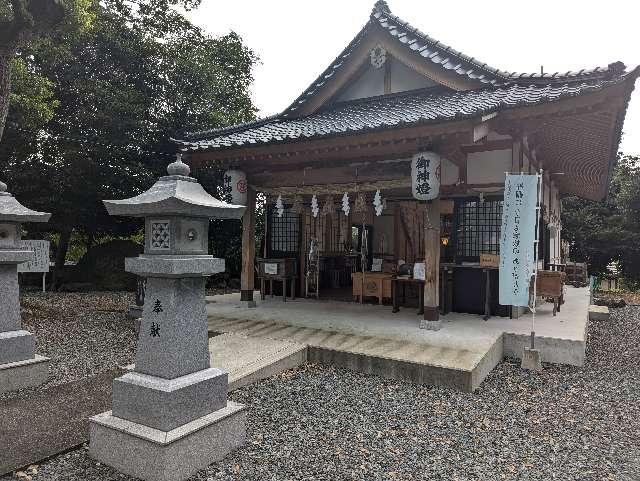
[
  {"x1": 254, "y1": 178, "x2": 412, "y2": 196},
  {"x1": 421, "y1": 199, "x2": 441, "y2": 328},
  {"x1": 240, "y1": 186, "x2": 256, "y2": 304}
]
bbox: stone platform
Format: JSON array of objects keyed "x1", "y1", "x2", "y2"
[
  {"x1": 208, "y1": 318, "x2": 503, "y2": 393},
  {"x1": 209, "y1": 333, "x2": 307, "y2": 390},
  {"x1": 207, "y1": 287, "x2": 590, "y2": 391}
]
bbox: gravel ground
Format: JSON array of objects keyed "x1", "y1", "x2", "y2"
[
  {"x1": 3, "y1": 305, "x2": 640, "y2": 480},
  {"x1": 0, "y1": 291, "x2": 136, "y2": 402}
]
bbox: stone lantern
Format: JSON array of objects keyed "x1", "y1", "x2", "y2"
[
  {"x1": 0, "y1": 180, "x2": 50, "y2": 394},
  {"x1": 90, "y1": 156, "x2": 246, "y2": 481}
]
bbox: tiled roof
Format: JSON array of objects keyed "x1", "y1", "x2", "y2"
[
  {"x1": 177, "y1": 76, "x2": 628, "y2": 151},
  {"x1": 279, "y1": 1, "x2": 626, "y2": 117}
]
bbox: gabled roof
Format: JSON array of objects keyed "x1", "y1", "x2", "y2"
[
  {"x1": 177, "y1": 74, "x2": 633, "y2": 151},
  {"x1": 280, "y1": 0, "x2": 627, "y2": 118}
]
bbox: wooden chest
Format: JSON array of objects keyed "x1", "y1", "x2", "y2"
[
  {"x1": 535, "y1": 270, "x2": 564, "y2": 297},
  {"x1": 352, "y1": 272, "x2": 393, "y2": 305}
]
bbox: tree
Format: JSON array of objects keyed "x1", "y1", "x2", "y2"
[
  {"x1": 562, "y1": 154, "x2": 640, "y2": 285},
  {"x1": 0, "y1": 0, "x2": 93, "y2": 142},
  {"x1": 0, "y1": 0, "x2": 257, "y2": 285}
]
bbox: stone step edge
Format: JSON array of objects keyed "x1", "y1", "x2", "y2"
[{"x1": 208, "y1": 319, "x2": 486, "y2": 373}]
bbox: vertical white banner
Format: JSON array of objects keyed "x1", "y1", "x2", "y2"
[{"x1": 499, "y1": 174, "x2": 539, "y2": 306}]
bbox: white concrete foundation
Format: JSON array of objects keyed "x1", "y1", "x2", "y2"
[
  {"x1": 0, "y1": 355, "x2": 49, "y2": 394},
  {"x1": 588, "y1": 304, "x2": 610, "y2": 321},
  {"x1": 89, "y1": 402, "x2": 246, "y2": 481}
]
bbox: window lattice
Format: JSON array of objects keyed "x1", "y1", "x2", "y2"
[
  {"x1": 270, "y1": 209, "x2": 300, "y2": 255},
  {"x1": 151, "y1": 221, "x2": 171, "y2": 249},
  {"x1": 456, "y1": 199, "x2": 503, "y2": 258}
]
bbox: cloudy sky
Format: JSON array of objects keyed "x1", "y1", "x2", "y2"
[{"x1": 187, "y1": 0, "x2": 640, "y2": 155}]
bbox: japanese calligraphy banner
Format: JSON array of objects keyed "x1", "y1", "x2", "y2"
[
  {"x1": 499, "y1": 174, "x2": 539, "y2": 306},
  {"x1": 411, "y1": 152, "x2": 440, "y2": 200}
]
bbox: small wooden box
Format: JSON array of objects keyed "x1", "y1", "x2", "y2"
[{"x1": 535, "y1": 270, "x2": 564, "y2": 297}]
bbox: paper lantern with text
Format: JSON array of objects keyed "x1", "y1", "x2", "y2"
[
  {"x1": 222, "y1": 169, "x2": 248, "y2": 205},
  {"x1": 411, "y1": 152, "x2": 441, "y2": 201}
]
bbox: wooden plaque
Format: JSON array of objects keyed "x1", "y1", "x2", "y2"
[{"x1": 479, "y1": 253, "x2": 499, "y2": 268}]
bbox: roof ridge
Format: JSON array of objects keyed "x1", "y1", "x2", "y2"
[{"x1": 371, "y1": 5, "x2": 626, "y2": 84}]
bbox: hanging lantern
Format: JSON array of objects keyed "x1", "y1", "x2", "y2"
[
  {"x1": 311, "y1": 195, "x2": 320, "y2": 218},
  {"x1": 341, "y1": 192, "x2": 350, "y2": 216},
  {"x1": 275, "y1": 194, "x2": 284, "y2": 217},
  {"x1": 222, "y1": 169, "x2": 248, "y2": 205},
  {"x1": 291, "y1": 194, "x2": 304, "y2": 214},
  {"x1": 411, "y1": 151, "x2": 441, "y2": 200},
  {"x1": 322, "y1": 194, "x2": 335, "y2": 217}
]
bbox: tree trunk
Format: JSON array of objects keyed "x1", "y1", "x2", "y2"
[
  {"x1": 0, "y1": 46, "x2": 17, "y2": 144},
  {"x1": 52, "y1": 227, "x2": 72, "y2": 290}
]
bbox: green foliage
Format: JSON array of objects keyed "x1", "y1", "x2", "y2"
[
  {"x1": 0, "y1": 0, "x2": 257, "y2": 277},
  {"x1": 8, "y1": 57, "x2": 59, "y2": 129},
  {"x1": 562, "y1": 154, "x2": 640, "y2": 283}
]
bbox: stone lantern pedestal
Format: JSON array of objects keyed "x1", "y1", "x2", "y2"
[
  {"x1": 0, "y1": 181, "x2": 50, "y2": 394},
  {"x1": 90, "y1": 157, "x2": 246, "y2": 481}
]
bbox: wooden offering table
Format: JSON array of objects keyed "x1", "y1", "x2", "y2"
[
  {"x1": 258, "y1": 258, "x2": 297, "y2": 302},
  {"x1": 352, "y1": 272, "x2": 393, "y2": 304}
]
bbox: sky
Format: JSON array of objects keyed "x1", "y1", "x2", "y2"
[{"x1": 186, "y1": 0, "x2": 640, "y2": 155}]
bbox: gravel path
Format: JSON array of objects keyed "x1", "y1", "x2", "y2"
[
  {"x1": 3, "y1": 306, "x2": 640, "y2": 480},
  {"x1": 0, "y1": 292, "x2": 136, "y2": 402}
]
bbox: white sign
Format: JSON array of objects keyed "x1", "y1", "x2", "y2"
[
  {"x1": 371, "y1": 258, "x2": 383, "y2": 272},
  {"x1": 264, "y1": 263, "x2": 278, "y2": 275},
  {"x1": 222, "y1": 169, "x2": 248, "y2": 205},
  {"x1": 413, "y1": 262, "x2": 425, "y2": 280},
  {"x1": 411, "y1": 152, "x2": 441, "y2": 200},
  {"x1": 18, "y1": 240, "x2": 51, "y2": 273}
]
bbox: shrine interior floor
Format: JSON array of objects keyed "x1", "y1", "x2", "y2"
[{"x1": 205, "y1": 287, "x2": 590, "y2": 391}]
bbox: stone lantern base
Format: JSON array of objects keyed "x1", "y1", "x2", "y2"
[
  {"x1": 0, "y1": 354, "x2": 50, "y2": 394},
  {"x1": 89, "y1": 402, "x2": 246, "y2": 481}
]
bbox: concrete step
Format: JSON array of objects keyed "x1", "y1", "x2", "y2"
[
  {"x1": 588, "y1": 304, "x2": 610, "y2": 321},
  {"x1": 208, "y1": 317, "x2": 502, "y2": 392},
  {"x1": 208, "y1": 333, "x2": 306, "y2": 391}
]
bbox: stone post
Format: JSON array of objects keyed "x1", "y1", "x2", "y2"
[
  {"x1": 90, "y1": 156, "x2": 246, "y2": 481},
  {"x1": 0, "y1": 180, "x2": 51, "y2": 394}
]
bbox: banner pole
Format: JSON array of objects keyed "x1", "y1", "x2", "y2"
[{"x1": 530, "y1": 168, "x2": 543, "y2": 349}]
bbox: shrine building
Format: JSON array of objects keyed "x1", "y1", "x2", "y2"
[{"x1": 175, "y1": 1, "x2": 638, "y2": 326}]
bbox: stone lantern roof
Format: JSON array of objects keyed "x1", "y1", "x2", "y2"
[
  {"x1": 103, "y1": 156, "x2": 245, "y2": 219},
  {"x1": 0, "y1": 181, "x2": 51, "y2": 223}
]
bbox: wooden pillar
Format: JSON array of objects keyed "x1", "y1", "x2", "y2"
[
  {"x1": 421, "y1": 199, "x2": 441, "y2": 329},
  {"x1": 240, "y1": 186, "x2": 256, "y2": 305}
]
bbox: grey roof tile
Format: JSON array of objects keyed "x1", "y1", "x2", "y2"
[{"x1": 177, "y1": 75, "x2": 628, "y2": 151}]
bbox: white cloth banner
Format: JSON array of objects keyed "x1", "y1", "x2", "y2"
[{"x1": 499, "y1": 174, "x2": 539, "y2": 306}]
